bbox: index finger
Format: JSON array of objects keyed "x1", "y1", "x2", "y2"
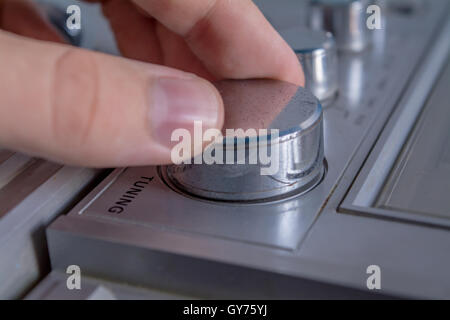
[{"x1": 131, "y1": 0, "x2": 304, "y2": 85}]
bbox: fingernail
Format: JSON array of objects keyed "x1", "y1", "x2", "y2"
[{"x1": 149, "y1": 77, "x2": 222, "y2": 149}]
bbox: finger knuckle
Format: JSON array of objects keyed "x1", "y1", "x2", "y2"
[{"x1": 51, "y1": 49, "x2": 99, "y2": 154}]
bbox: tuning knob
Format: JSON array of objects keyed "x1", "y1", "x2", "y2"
[
  {"x1": 280, "y1": 27, "x2": 338, "y2": 105},
  {"x1": 161, "y1": 79, "x2": 325, "y2": 203},
  {"x1": 309, "y1": 0, "x2": 372, "y2": 52}
]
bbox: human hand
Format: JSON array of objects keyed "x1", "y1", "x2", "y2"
[{"x1": 0, "y1": 0, "x2": 304, "y2": 167}]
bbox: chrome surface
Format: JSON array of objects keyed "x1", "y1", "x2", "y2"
[
  {"x1": 280, "y1": 27, "x2": 339, "y2": 105},
  {"x1": 353, "y1": 17, "x2": 450, "y2": 207},
  {"x1": 378, "y1": 59, "x2": 450, "y2": 218},
  {"x1": 163, "y1": 80, "x2": 324, "y2": 202},
  {"x1": 309, "y1": 0, "x2": 372, "y2": 52}
]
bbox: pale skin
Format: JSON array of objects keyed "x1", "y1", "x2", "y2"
[{"x1": 0, "y1": 0, "x2": 304, "y2": 167}]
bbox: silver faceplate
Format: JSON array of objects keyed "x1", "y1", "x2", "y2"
[{"x1": 46, "y1": 0, "x2": 450, "y2": 298}]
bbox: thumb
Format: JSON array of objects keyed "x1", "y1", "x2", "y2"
[{"x1": 0, "y1": 31, "x2": 224, "y2": 167}]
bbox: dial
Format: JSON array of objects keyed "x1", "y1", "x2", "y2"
[
  {"x1": 162, "y1": 79, "x2": 325, "y2": 203},
  {"x1": 280, "y1": 27, "x2": 339, "y2": 105},
  {"x1": 309, "y1": 0, "x2": 372, "y2": 52}
]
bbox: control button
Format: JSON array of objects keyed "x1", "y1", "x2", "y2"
[
  {"x1": 309, "y1": 0, "x2": 372, "y2": 52},
  {"x1": 280, "y1": 27, "x2": 339, "y2": 106},
  {"x1": 161, "y1": 79, "x2": 325, "y2": 203}
]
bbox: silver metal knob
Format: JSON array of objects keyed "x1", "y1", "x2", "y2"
[
  {"x1": 161, "y1": 79, "x2": 325, "y2": 203},
  {"x1": 309, "y1": 0, "x2": 372, "y2": 52},
  {"x1": 280, "y1": 27, "x2": 339, "y2": 106}
]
